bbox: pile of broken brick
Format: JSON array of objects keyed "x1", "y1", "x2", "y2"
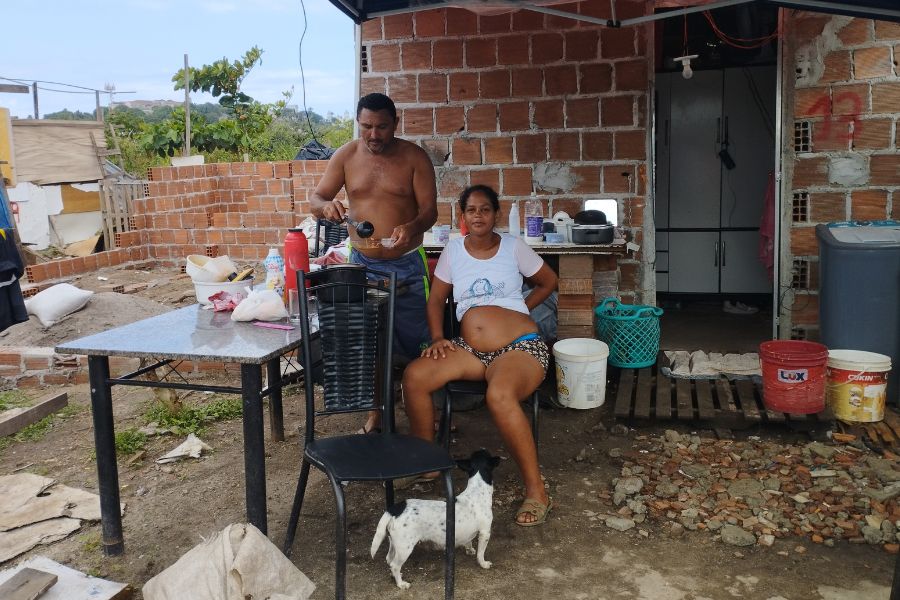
[{"x1": 598, "y1": 429, "x2": 899, "y2": 553}]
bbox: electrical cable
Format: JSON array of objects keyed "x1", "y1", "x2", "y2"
[
  {"x1": 297, "y1": 0, "x2": 321, "y2": 145},
  {"x1": 702, "y1": 11, "x2": 779, "y2": 50}
]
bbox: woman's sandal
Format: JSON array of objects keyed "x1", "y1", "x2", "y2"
[
  {"x1": 515, "y1": 497, "x2": 553, "y2": 527},
  {"x1": 391, "y1": 474, "x2": 438, "y2": 490}
]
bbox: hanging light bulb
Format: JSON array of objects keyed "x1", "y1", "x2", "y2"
[{"x1": 673, "y1": 55, "x2": 699, "y2": 80}]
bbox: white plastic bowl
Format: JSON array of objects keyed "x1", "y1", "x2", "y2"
[
  {"x1": 194, "y1": 280, "x2": 253, "y2": 305},
  {"x1": 186, "y1": 255, "x2": 220, "y2": 283}
]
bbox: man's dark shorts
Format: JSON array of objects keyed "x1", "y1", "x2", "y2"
[{"x1": 349, "y1": 247, "x2": 430, "y2": 362}]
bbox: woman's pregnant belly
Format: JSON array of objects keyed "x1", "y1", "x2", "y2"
[{"x1": 460, "y1": 306, "x2": 538, "y2": 353}]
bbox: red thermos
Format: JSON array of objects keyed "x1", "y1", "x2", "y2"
[{"x1": 284, "y1": 228, "x2": 310, "y2": 292}]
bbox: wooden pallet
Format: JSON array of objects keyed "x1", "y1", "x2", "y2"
[
  {"x1": 612, "y1": 355, "x2": 833, "y2": 431},
  {"x1": 838, "y1": 409, "x2": 900, "y2": 452}
]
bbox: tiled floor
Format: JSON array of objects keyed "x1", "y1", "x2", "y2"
[{"x1": 658, "y1": 298, "x2": 773, "y2": 354}]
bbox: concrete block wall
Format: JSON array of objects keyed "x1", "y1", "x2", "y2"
[
  {"x1": 361, "y1": 0, "x2": 650, "y2": 302},
  {"x1": 788, "y1": 13, "x2": 900, "y2": 338}
]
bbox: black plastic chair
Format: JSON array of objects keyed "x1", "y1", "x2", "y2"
[
  {"x1": 436, "y1": 301, "x2": 541, "y2": 451},
  {"x1": 314, "y1": 218, "x2": 350, "y2": 256},
  {"x1": 283, "y1": 266, "x2": 457, "y2": 600}
]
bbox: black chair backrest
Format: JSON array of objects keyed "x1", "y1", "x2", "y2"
[
  {"x1": 314, "y1": 218, "x2": 350, "y2": 256},
  {"x1": 296, "y1": 266, "x2": 397, "y2": 442}
]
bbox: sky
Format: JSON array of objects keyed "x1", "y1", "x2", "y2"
[{"x1": 1, "y1": 0, "x2": 357, "y2": 119}]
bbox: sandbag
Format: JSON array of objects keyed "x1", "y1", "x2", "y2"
[{"x1": 24, "y1": 283, "x2": 93, "y2": 327}]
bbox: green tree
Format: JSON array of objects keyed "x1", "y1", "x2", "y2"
[{"x1": 173, "y1": 46, "x2": 284, "y2": 154}]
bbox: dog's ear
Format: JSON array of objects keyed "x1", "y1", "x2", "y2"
[
  {"x1": 456, "y1": 459, "x2": 471, "y2": 471},
  {"x1": 490, "y1": 455, "x2": 501, "y2": 468}
]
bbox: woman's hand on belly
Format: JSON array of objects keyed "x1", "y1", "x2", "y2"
[{"x1": 461, "y1": 306, "x2": 538, "y2": 352}]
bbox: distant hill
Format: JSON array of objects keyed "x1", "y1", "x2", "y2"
[{"x1": 114, "y1": 99, "x2": 181, "y2": 112}]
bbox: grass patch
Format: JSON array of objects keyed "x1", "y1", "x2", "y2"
[
  {"x1": 0, "y1": 389, "x2": 31, "y2": 412},
  {"x1": 145, "y1": 395, "x2": 243, "y2": 436},
  {"x1": 115, "y1": 428, "x2": 147, "y2": 455},
  {"x1": 0, "y1": 399, "x2": 83, "y2": 452}
]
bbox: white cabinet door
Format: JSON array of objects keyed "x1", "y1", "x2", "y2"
[
  {"x1": 668, "y1": 232, "x2": 720, "y2": 293},
  {"x1": 721, "y1": 66, "x2": 776, "y2": 228},
  {"x1": 720, "y1": 231, "x2": 772, "y2": 294},
  {"x1": 668, "y1": 71, "x2": 722, "y2": 229}
]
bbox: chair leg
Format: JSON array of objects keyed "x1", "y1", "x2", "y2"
[
  {"x1": 283, "y1": 458, "x2": 312, "y2": 557},
  {"x1": 327, "y1": 472, "x2": 348, "y2": 600},
  {"x1": 439, "y1": 389, "x2": 452, "y2": 449},
  {"x1": 442, "y1": 469, "x2": 455, "y2": 600},
  {"x1": 384, "y1": 479, "x2": 395, "y2": 509}
]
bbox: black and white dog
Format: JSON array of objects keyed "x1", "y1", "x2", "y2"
[{"x1": 370, "y1": 449, "x2": 500, "y2": 589}]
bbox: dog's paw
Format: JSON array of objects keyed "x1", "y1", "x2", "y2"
[
  {"x1": 464, "y1": 545, "x2": 476, "y2": 556},
  {"x1": 479, "y1": 560, "x2": 492, "y2": 569},
  {"x1": 397, "y1": 581, "x2": 411, "y2": 590}
]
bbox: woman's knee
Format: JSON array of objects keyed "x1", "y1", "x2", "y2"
[
  {"x1": 484, "y1": 387, "x2": 522, "y2": 412},
  {"x1": 402, "y1": 359, "x2": 443, "y2": 394}
]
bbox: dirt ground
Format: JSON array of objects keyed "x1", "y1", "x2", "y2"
[{"x1": 0, "y1": 265, "x2": 896, "y2": 599}]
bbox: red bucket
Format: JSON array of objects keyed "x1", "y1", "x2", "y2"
[{"x1": 759, "y1": 340, "x2": 829, "y2": 414}]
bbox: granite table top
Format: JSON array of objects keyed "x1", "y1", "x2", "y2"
[{"x1": 55, "y1": 304, "x2": 305, "y2": 364}]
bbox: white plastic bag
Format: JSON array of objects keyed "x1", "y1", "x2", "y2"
[
  {"x1": 24, "y1": 283, "x2": 93, "y2": 327},
  {"x1": 231, "y1": 289, "x2": 288, "y2": 322}
]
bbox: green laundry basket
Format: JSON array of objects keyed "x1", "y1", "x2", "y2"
[{"x1": 594, "y1": 297, "x2": 664, "y2": 368}]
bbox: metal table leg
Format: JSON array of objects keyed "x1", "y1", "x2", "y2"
[
  {"x1": 241, "y1": 363, "x2": 267, "y2": 534},
  {"x1": 88, "y1": 355, "x2": 124, "y2": 555},
  {"x1": 266, "y1": 358, "x2": 284, "y2": 442}
]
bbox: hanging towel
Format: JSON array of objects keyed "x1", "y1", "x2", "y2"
[{"x1": 758, "y1": 172, "x2": 776, "y2": 281}]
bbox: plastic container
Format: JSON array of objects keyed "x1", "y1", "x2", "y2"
[
  {"x1": 284, "y1": 228, "x2": 310, "y2": 294},
  {"x1": 826, "y1": 349, "x2": 891, "y2": 422},
  {"x1": 262, "y1": 248, "x2": 285, "y2": 299},
  {"x1": 525, "y1": 195, "x2": 543, "y2": 238},
  {"x1": 552, "y1": 338, "x2": 609, "y2": 409},
  {"x1": 594, "y1": 297, "x2": 663, "y2": 368},
  {"x1": 759, "y1": 340, "x2": 829, "y2": 414},
  {"x1": 194, "y1": 280, "x2": 252, "y2": 306},
  {"x1": 508, "y1": 202, "x2": 520, "y2": 238},
  {"x1": 817, "y1": 221, "x2": 900, "y2": 406}
]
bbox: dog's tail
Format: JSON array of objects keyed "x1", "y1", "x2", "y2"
[{"x1": 370, "y1": 511, "x2": 391, "y2": 558}]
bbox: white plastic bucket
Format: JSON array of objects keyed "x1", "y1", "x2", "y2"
[
  {"x1": 552, "y1": 338, "x2": 609, "y2": 409},
  {"x1": 826, "y1": 349, "x2": 892, "y2": 422}
]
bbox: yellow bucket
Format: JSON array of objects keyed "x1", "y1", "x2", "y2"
[{"x1": 826, "y1": 349, "x2": 891, "y2": 422}]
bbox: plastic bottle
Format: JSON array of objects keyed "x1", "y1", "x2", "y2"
[
  {"x1": 262, "y1": 247, "x2": 285, "y2": 298},
  {"x1": 525, "y1": 194, "x2": 543, "y2": 239},
  {"x1": 283, "y1": 228, "x2": 310, "y2": 294},
  {"x1": 508, "y1": 201, "x2": 521, "y2": 237}
]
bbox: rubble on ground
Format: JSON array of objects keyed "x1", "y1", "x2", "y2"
[{"x1": 594, "y1": 429, "x2": 900, "y2": 553}]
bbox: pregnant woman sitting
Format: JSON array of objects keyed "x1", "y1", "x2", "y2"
[{"x1": 402, "y1": 184, "x2": 558, "y2": 526}]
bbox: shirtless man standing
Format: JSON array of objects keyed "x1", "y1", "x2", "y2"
[{"x1": 310, "y1": 93, "x2": 437, "y2": 431}]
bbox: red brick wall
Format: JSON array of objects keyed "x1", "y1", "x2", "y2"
[
  {"x1": 787, "y1": 14, "x2": 900, "y2": 338},
  {"x1": 23, "y1": 160, "x2": 329, "y2": 284},
  {"x1": 362, "y1": 0, "x2": 650, "y2": 301}
]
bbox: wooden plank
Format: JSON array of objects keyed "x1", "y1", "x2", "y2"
[
  {"x1": 655, "y1": 370, "x2": 672, "y2": 420},
  {"x1": 715, "y1": 379, "x2": 737, "y2": 413},
  {"x1": 735, "y1": 379, "x2": 761, "y2": 422},
  {"x1": 874, "y1": 421, "x2": 896, "y2": 445},
  {"x1": 695, "y1": 379, "x2": 715, "y2": 420},
  {"x1": 0, "y1": 393, "x2": 68, "y2": 437},
  {"x1": 0, "y1": 567, "x2": 57, "y2": 600},
  {"x1": 633, "y1": 366, "x2": 653, "y2": 419},
  {"x1": 613, "y1": 368, "x2": 634, "y2": 419},
  {"x1": 884, "y1": 410, "x2": 900, "y2": 439},
  {"x1": 675, "y1": 378, "x2": 693, "y2": 421}
]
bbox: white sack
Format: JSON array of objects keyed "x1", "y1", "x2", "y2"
[
  {"x1": 231, "y1": 289, "x2": 288, "y2": 322},
  {"x1": 142, "y1": 523, "x2": 315, "y2": 600},
  {"x1": 24, "y1": 283, "x2": 93, "y2": 327}
]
